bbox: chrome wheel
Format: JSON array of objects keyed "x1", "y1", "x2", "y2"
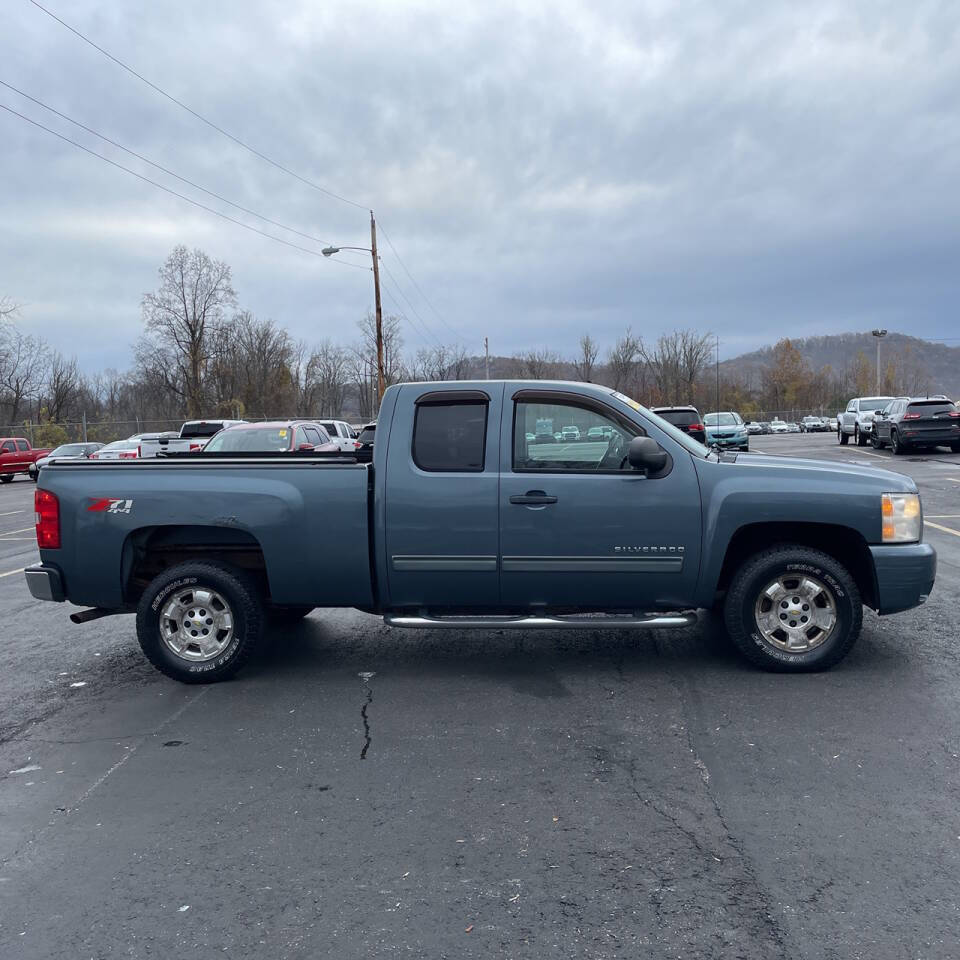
[
  {"x1": 159, "y1": 587, "x2": 235, "y2": 662},
  {"x1": 754, "y1": 573, "x2": 837, "y2": 652}
]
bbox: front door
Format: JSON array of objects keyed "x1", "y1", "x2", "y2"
[
  {"x1": 384, "y1": 384, "x2": 503, "y2": 609},
  {"x1": 499, "y1": 390, "x2": 702, "y2": 611}
]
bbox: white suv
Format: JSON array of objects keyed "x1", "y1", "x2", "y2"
[{"x1": 838, "y1": 396, "x2": 895, "y2": 447}]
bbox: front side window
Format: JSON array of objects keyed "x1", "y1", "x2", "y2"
[
  {"x1": 1, "y1": 441, "x2": 15, "y2": 453},
  {"x1": 413, "y1": 401, "x2": 487, "y2": 472},
  {"x1": 514, "y1": 399, "x2": 640, "y2": 472},
  {"x1": 16, "y1": 440, "x2": 29, "y2": 452}
]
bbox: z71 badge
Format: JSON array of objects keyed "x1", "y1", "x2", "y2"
[{"x1": 87, "y1": 498, "x2": 134, "y2": 515}]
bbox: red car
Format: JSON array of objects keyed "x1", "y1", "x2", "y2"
[
  {"x1": 0, "y1": 437, "x2": 52, "y2": 483},
  {"x1": 201, "y1": 421, "x2": 340, "y2": 454}
]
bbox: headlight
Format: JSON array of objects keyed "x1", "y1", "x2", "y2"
[{"x1": 881, "y1": 493, "x2": 921, "y2": 543}]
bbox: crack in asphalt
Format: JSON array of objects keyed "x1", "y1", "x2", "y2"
[{"x1": 360, "y1": 687, "x2": 372, "y2": 760}]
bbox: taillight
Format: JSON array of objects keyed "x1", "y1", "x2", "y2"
[
  {"x1": 35, "y1": 489, "x2": 60, "y2": 549},
  {"x1": 354, "y1": 440, "x2": 362, "y2": 449},
  {"x1": 689, "y1": 423, "x2": 704, "y2": 432},
  {"x1": 88, "y1": 453, "x2": 98, "y2": 460},
  {"x1": 119, "y1": 452, "x2": 137, "y2": 459},
  {"x1": 189, "y1": 443, "x2": 202, "y2": 451},
  {"x1": 902, "y1": 413, "x2": 921, "y2": 420},
  {"x1": 949, "y1": 411, "x2": 960, "y2": 418}
]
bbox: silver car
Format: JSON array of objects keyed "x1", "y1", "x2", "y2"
[{"x1": 28, "y1": 442, "x2": 103, "y2": 478}]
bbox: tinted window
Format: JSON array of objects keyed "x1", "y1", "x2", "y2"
[
  {"x1": 655, "y1": 409, "x2": 700, "y2": 426},
  {"x1": 514, "y1": 399, "x2": 640, "y2": 471},
  {"x1": 413, "y1": 402, "x2": 487, "y2": 471},
  {"x1": 16, "y1": 440, "x2": 30, "y2": 451},
  {"x1": 181, "y1": 421, "x2": 230, "y2": 439},
  {"x1": 319, "y1": 421, "x2": 337, "y2": 435},
  {"x1": 906, "y1": 401, "x2": 955, "y2": 415},
  {"x1": 1, "y1": 441, "x2": 15, "y2": 453},
  {"x1": 358, "y1": 426, "x2": 376, "y2": 445},
  {"x1": 304, "y1": 427, "x2": 325, "y2": 445}
]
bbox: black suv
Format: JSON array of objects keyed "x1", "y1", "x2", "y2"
[
  {"x1": 872, "y1": 397, "x2": 960, "y2": 454},
  {"x1": 651, "y1": 405, "x2": 706, "y2": 445}
]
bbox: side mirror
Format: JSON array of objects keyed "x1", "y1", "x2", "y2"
[
  {"x1": 627, "y1": 436, "x2": 668, "y2": 473},
  {"x1": 298, "y1": 443, "x2": 315, "y2": 451},
  {"x1": 874, "y1": 409, "x2": 885, "y2": 417}
]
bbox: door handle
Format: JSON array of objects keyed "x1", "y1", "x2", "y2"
[{"x1": 510, "y1": 491, "x2": 558, "y2": 505}]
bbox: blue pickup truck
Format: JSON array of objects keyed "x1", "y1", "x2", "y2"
[{"x1": 25, "y1": 380, "x2": 936, "y2": 682}]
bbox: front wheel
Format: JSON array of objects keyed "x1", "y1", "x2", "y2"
[
  {"x1": 723, "y1": 545, "x2": 862, "y2": 672},
  {"x1": 0, "y1": 475, "x2": 13, "y2": 483},
  {"x1": 135, "y1": 562, "x2": 264, "y2": 683},
  {"x1": 838, "y1": 429, "x2": 848, "y2": 446},
  {"x1": 855, "y1": 427, "x2": 866, "y2": 446}
]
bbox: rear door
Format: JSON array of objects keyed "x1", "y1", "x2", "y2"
[{"x1": 384, "y1": 385, "x2": 503, "y2": 608}]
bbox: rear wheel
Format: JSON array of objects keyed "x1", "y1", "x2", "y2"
[
  {"x1": 838, "y1": 428, "x2": 848, "y2": 446},
  {"x1": 890, "y1": 429, "x2": 906, "y2": 455},
  {"x1": 0, "y1": 475, "x2": 13, "y2": 483},
  {"x1": 135, "y1": 562, "x2": 264, "y2": 683},
  {"x1": 724, "y1": 545, "x2": 862, "y2": 672}
]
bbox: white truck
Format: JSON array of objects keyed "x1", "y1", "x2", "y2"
[
  {"x1": 137, "y1": 419, "x2": 246, "y2": 458},
  {"x1": 838, "y1": 396, "x2": 895, "y2": 446},
  {"x1": 317, "y1": 419, "x2": 358, "y2": 453}
]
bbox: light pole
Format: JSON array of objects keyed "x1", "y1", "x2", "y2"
[
  {"x1": 323, "y1": 209, "x2": 385, "y2": 405},
  {"x1": 871, "y1": 328, "x2": 887, "y2": 393}
]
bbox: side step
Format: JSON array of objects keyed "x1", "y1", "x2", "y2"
[{"x1": 384, "y1": 612, "x2": 698, "y2": 630}]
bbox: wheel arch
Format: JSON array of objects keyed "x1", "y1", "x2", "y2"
[
  {"x1": 714, "y1": 522, "x2": 877, "y2": 610},
  {"x1": 122, "y1": 525, "x2": 270, "y2": 605}
]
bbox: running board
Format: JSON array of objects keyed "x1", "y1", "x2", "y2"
[{"x1": 384, "y1": 612, "x2": 697, "y2": 630}]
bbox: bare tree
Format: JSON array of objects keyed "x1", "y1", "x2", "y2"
[
  {"x1": 301, "y1": 340, "x2": 349, "y2": 415},
  {"x1": 572, "y1": 334, "x2": 599, "y2": 382},
  {"x1": 0, "y1": 326, "x2": 48, "y2": 424},
  {"x1": 44, "y1": 352, "x2": 83, "y2": 422},
  {"x1": 639, "y1": 330, "x2": 713, "y2": 405},
  {"x1": 513, "y1": 348, "x2": 561, "y2": 380},
  {"x1": 0, "y1": 297, "x2": 20, "y2": 321},
  {"x1": 141, "y1": 246, "x2": 236, "y2": 417},
  {"x1": 607, "y1": 328, "x2": 641, "y2": 393}
]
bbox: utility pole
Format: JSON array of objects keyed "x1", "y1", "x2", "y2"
[
  {"x1": 370, "y1": 211, "x2": 386, "y2": 404},
  {"x1": 715, "y1": 335, "x2": 720, "y2": 413},
  {"x1": 872, "y1": 329, "x2": 887, "y2": 394},
  {"x1": 484, "y1": 336, "x2": 490, "y2": 379}
]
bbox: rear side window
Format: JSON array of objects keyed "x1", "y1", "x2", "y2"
[
  {"x1": 413, "y1": 401, "x2": 487, "y2": 472},
  {"x1": 16, "y1": 440, "x2": 29, "y2": 451},
  {"x1": 319, "y1": 422, "x2": 336, "y2": 435}
]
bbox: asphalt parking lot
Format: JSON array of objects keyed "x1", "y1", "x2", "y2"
[{"x1": 1, "y1": 436, "x2": 958, "y2": 959}]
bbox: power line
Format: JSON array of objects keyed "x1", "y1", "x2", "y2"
[
  {"x1": 377, "y1": 224, "x2": 464, "y2": 340},
  {"x1": 378, "y1": 260, "x2": 446, "y2": 346},
  {"x1": 26, "y1": 0, "x2": 369, "y2": 211},
  {"x1": 0, "y1": 78, "x2": 335, "y2": 249},
  {"x1": 0, "y1": 102, "x2": 370, "y2": 269},
  {"x1": 378, "y1": 271, "x2": 441, "y2": 347}
]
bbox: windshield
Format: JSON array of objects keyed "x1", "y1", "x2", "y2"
[
  {"x1": 48, "y1": 444, "x2": 88, "y2": 457},
  {"x1": 102, "y1": 441, "x2": 138, "y2": 451},
  {"x1": 609, "y1": 391, "x2": 708, "y2": 457},
  {"x1": 860, "y1": 398, "x2": 893, "y2": 410},
  {"x1": 704, "y1": 413, "x2": 741, "y2": 426},
  {"x1": 204, "y1": 427, "x2": 294, "y2": 452},
  {"x1": 655, "y1": 409, "x2": 700, "y2": 426},
  {"x1": 181, "y1": 421, "x2": 230, "y2": 439}
]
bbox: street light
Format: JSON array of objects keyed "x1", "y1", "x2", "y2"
[
  {"x1": 871, "y1": 329, "x2": 887, "y2": 393},
  {"x1": 322, "y1": 210, "x2": 385, "y2": 405}
]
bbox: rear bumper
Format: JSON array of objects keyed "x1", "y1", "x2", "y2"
[
  {"x1": 24, "y1": 563, "x2": 65, "y2": 602},
  {"x1": 870, "y1": 543, "x2": 936, "y2": 615}
]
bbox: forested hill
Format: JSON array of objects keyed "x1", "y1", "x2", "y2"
[{"x1": 719, "y1": 332, "x2": 960, "y2": 398}]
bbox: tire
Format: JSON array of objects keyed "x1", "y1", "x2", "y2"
[
  {"x1": 871, "y1": 432, "x2": 882, "y2": 449},
  {"x1": 269, "y1": 605, "x2": 314, "y2": 625},
  {"x1": 952, "y1": 442, "x2": 960, "y2": 454},
  {"x1": 890, "y1": 430, "x2": 906, "y2": 456},
  {"x1": 135, "y1": 562, "x2": 264, "y2": 683},
  {"x1": 0, "y1": 475, "x2": 13, "y2": 483},
  {"x1": 855, "y1": 427, "x2": 866, "y2": 446},
  {"x1": 838, "y1": 429, "x2": 848, "y2": 446},
  {"x1": 723, "y1": 545, "x2": 862, "y2": 672}
]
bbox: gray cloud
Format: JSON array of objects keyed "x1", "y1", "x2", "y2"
[{"x1": 2, "y1": 0, "x2": 959, "y2": 370}]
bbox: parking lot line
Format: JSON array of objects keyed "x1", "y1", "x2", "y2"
[
  {"x1": 0, "y1": 509, "x2": 25, "y2": 517},
  {"x1": 924, "y1": 520, "x2": 960, "y2": 538},
  {"x1": 948, "y1": 478, "x2": 960, "y2": 484},
  {"x1": 0, "y1": 526, "x2": 36, "y2": 537},
  {"x1": 926, "y1": 515, "x2": 960, "y2": 519},
  {"x1": 0, "y1": 567, "x2": 25, "y2": 578}
]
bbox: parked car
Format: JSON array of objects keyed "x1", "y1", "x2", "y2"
[
  {"x1": 826, "y1": 417, "x2": 839, "y2": 431},
  {"x1": 135, "y1": 432, "x2": 180, "y2": 457},
  {"x1": 703, "y1": 411, "x2": 749, "y2": 450},
  {"x1": 838, "y1": 396, "x2": 896, "y2": 446},
  {"x1": 28, "y1": 379, "x2": 935, "y2": 682},
  {"x1": 28, "y1": 442, "x2": 103, "y2": 479},
  {"x1": 787, "y1": 422, "x2": 801, "y2": 434},
  {"x1": 90, "y1": 440, "x2": 140, "y2": 460},
  {"x1": 745, "y1": 421, "x2": 763, "y2": 435},
  {"x1": 561, "y1": 426, "x2": 581, "y2": 442},
  {"x1": 872, "y1": 398, "x2": 960, "y2": 454},
  {"x1": 138, "y1": 419, "x2": 247, "y2": 458},
  {"x1": 769, "y1": 420, "x2": 789, "y2": 434},
  {"x1": 650, "y1": 405, "x2": 707, "y2": 445},
  {"x1": 759, "y1": 422, "x2": 773, "y2": 434},
  {"x1": 202, "y1": 421, "x2": 339, "y2": 454},
  {"x1": 318, "y1": 419, "x2": 359, "y2": 452},
  {"x1": 354, "y1": 421, "x2": 377, "y2": 455},
  {"x1": 0, "y1": 437, "x2": 52, "y2": 482},
  {"x1": 800, "y1": 416, "x2": 825, "y2": 433}
]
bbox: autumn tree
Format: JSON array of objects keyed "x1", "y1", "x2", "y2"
[{"x1": 140, "y1": 246, "x2": 236, "y2": 417}]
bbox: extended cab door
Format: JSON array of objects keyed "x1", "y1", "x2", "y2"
[
  {"x1": 383, "y1": 384, "x2": 503, "y2": 608},
  {"x1": 499, "y1": 389, "x2": 702, "y2": 611}
]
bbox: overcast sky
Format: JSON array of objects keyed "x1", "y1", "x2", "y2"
[{"x1": 2, "y1": 0, "x2": 959, "y2": 371}]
